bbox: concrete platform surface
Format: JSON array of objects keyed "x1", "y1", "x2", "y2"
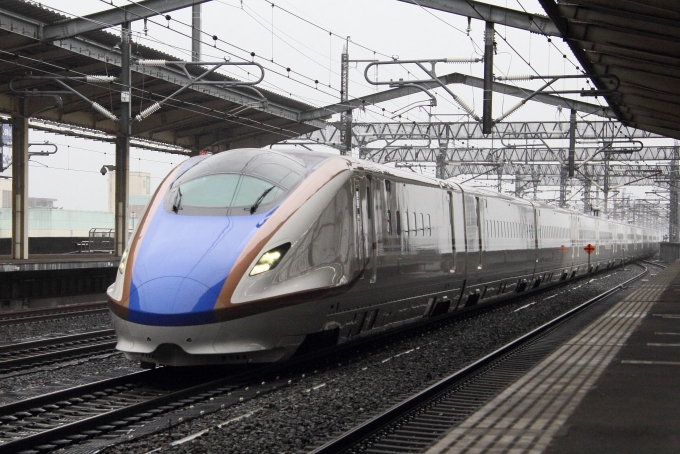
[{"x1": 425, "y1": 262, "x2": 680, "y2": 454}]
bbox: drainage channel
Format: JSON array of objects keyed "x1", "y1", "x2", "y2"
[{"x1": 308, "y1": 265, "x2": 649, "y2": 454}]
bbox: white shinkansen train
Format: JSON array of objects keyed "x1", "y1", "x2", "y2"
[{"x1": 107, "y1": 148, "x2": 659, "y2": 366}]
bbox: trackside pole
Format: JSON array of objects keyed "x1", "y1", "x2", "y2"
[{"x1": 584, "y1": 243, "x2": 594, "y2": 281}]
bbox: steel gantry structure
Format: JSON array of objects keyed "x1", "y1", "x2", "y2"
[
  {"x1": 286, "y1": 121, "x2": 660, "y2": 149},
  {"x1": 281, "y1": 120, "x2": 674, "y2": 229}
]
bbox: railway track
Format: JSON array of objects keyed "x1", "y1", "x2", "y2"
[
  {"x1": 0, "y1": 330, "x2": 116, "y2": 374},
  {"x1": 308, "y1": 263, "x2": 652, "y2": 454},
  {"x1": 0, "y1": 302, "x2": 108, "y2": 327},
  {"x1": 0, "y1": 262, "x2": 655, "y2": 454},
  {"x1": 0, "y1": 354, "x2": 300, "y2": 454}
]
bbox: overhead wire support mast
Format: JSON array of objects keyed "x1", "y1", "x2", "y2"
[
  {"x1": 493, "y1": 74, "x2": 620, "y2": 124},
  {"x1": 116, "y1": 19, "x2": 131, "y2": 258},
  {"x1": 483, "y1": 21, "x2": 494, "y2": 135},
  {"x1": 340, "y1": 38, "x2": 350, "y2": 156},
  {"x1": 9, "y1": 76, "x2": 120, "y2": 121},
  {"x1": 133, "y1": 60, "x2": 267, "y2": 123},
  {"x1": 363, "y1": 58, "x2": 483, "y2": 121}
]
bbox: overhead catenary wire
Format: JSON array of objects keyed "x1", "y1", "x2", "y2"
[
  {"x1": 117, "y1": 0, "x2": 423, "y2": 119},
  {"x1": 63, "y1": 0, "x2": 341, "y2": 102},
  {"x1": 51, "y1": 0, "x2": 451, "y2": 125}
]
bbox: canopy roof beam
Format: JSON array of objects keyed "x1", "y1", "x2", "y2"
[{"x1": 42, "y1": 0, "x2": 213, "y2": 42}]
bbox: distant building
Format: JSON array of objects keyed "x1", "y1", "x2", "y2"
[
  {"x1": 0, "y1": 179, "x2": 58, "y2": 210},
  {"x1": 107, "y1": 172, "x2": 152, "y2": 223},
  {"x1": 0, "y1": 178, "x2": 113, "y2": 238}
]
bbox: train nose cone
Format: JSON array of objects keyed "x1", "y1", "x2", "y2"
[
  {"x1": 124, "y1": 212, "x2": 269, "y2": 326},
  {"x1": 128, "y1": 276, "x2": 220, "y2": 326}
]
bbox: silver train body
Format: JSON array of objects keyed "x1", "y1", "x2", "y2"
[{"x1": 107, "y1": 148, "x2": 659, "y2": 366}]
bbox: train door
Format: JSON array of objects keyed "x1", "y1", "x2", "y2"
[
  {"x1": 368, "y1": 177, "x2": 380, "y2": 283},
  {"x1": 451, "y1": 190, "x2": 467, "y2": 275},
  {"x1": 464, "y1": 194, "x2": 482, "y2": 271},
  {"x1": 571, "y1": 215, "x2": 579, "y2": 261},
  {"x1": 354, "y1": 177, "x2": 367, "y2": 273},
  {"x1": 531, "y1": 205, "x2": 539, "y2": 275},
  {"x1": 613, "y1": 224, "x2": 617, "y2": 254},
  {"x1": 447, "y1": 191, "x2": 456, "y2": 273}
]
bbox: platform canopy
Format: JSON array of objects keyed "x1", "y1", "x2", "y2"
[
  {"x1": 0, "y1": 0, "x2": 327, "y2": 154},
  {"x1": 538, "y1": 0, "x2": 680, "y2": 140}
]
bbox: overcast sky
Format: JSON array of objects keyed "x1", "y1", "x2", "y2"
[{"x1": 1, "y1": 0, "x2": 672, "y2": 212}]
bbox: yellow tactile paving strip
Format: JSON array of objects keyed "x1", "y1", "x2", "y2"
[{"x1": 425, "y1": 262, "x2": 680, "y2": 454}]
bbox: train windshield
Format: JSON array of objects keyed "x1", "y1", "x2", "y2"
[
  {"x1": 165, "y1": 149, "x2": 306, "y2": 216},
  {"x1": 177, "y1": 174, "x2": 283, "y2": 209}
]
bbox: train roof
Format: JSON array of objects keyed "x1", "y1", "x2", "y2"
[{"x1": 255, "y1": 148, "x2": 653, "y2": 231}]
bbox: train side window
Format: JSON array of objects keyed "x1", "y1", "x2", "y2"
[
  {"x1": 387, "y1": 210, "x2": 392, "y2": 235},
  {"x1": 366, "y1": 185, "x2": 371, "y2": 220},
  {"x1": 413, "y1": 212, "x2": 418, "y2": 236},
  {"x1": 420, "y1": 213, "x2": 424, "y2": 235},
  {"x1": 404, "y1": 212, "x2": 410, "y2": 236},
  {"x1": 427, "y1": 214, "x2": 431, "y2": 236},
  {"x1": 385, "y1": 180, "x2": 391, "y2": 192},
  {"x1": 396, "y1": 210, "x2": 401, "y2": 235},
  {"x1": 355, "y1": 186, "x2": 361, "y2": 216}
]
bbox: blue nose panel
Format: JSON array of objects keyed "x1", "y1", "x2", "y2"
[
  {"x1": 128, "y1": 276, "x2": 220, "y2": 325},
  {"x1": 127, "y1": 206, "x2": 275, "y2": 326}
]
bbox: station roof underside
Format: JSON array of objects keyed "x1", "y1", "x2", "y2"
[
  {"x1": 0, "y1": 0, "x2": 326, "y2": 153},
  {"x1": 539, "y1": 0, "x2": 680, "y2": 140}
]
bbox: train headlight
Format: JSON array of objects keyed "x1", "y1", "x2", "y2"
[
  {"x1": 118, "y1": 248, "x2": 129, "y2": 274},
  {"x1": 249, "y1": 243, "x2": 291, "y2": 276}
]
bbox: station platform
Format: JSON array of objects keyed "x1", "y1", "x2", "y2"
[
  {"x1": 425, "y1": 261, "x2": 680, "y2": 454},
  {"x1": 0, "y1": 254, "x2": 118, "y2": 311},
  {"x1": 0, "y1": 253, "x2": 118, "y2": 272}
]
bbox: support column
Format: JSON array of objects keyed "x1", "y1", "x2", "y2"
[
  {"x1": 603, "y1": 154, "x2": 610, "y2": 216},
  {"x1": 482, "y1": 21, "x2": 494, "y2": 135},
  {"x1": 670, "y1": 144, "x2": 679, "y2": 242},
  {"x1": 192, "y1": 4, "x2": 201, "y2": 62},
  {"x1": 11, "y1": 103, "x2": 28, "y2": 259},
  {"x1": 436, "y1": 127, "x2": 449, "y2": 179},
  {"x1": 582, "y1": 171, "x2": 591, "y2": 214},
  {"x1": 115, "y1": 21, "x2": 131, "y2": 257},
  {"x1": 436, "y1": 150, "x2": 446, "y2": 179},
  {"x1": 568, "y1": 109, "x2": 576, "y2": 178},
  {"x1": 559, "y1": 165, "x2": 567, "y2": 208}
]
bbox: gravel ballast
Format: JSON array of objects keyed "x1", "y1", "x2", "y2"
[{"x1": 0, "y1": 312, "x2": 113, "y2": 343}]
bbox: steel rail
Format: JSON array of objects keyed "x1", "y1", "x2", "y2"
[
  {"x1": 641, "y1": 259, "x2": 667, "y2": 269},
  {"x1": 0, "y1": 329, "x2": 114, "y2": 354},
  {"x1": 0, "y1": 361, "x2": 280, "y2": 453},
  {"x1": 308, "y1": 265, "x2": 649, "y2": 454},
  {"x1": 0, "y1": 302, "x2": 108, "y2": 327},
  {"x1": 0, "y1": 331, "x2": 116, "y2": 371}
]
